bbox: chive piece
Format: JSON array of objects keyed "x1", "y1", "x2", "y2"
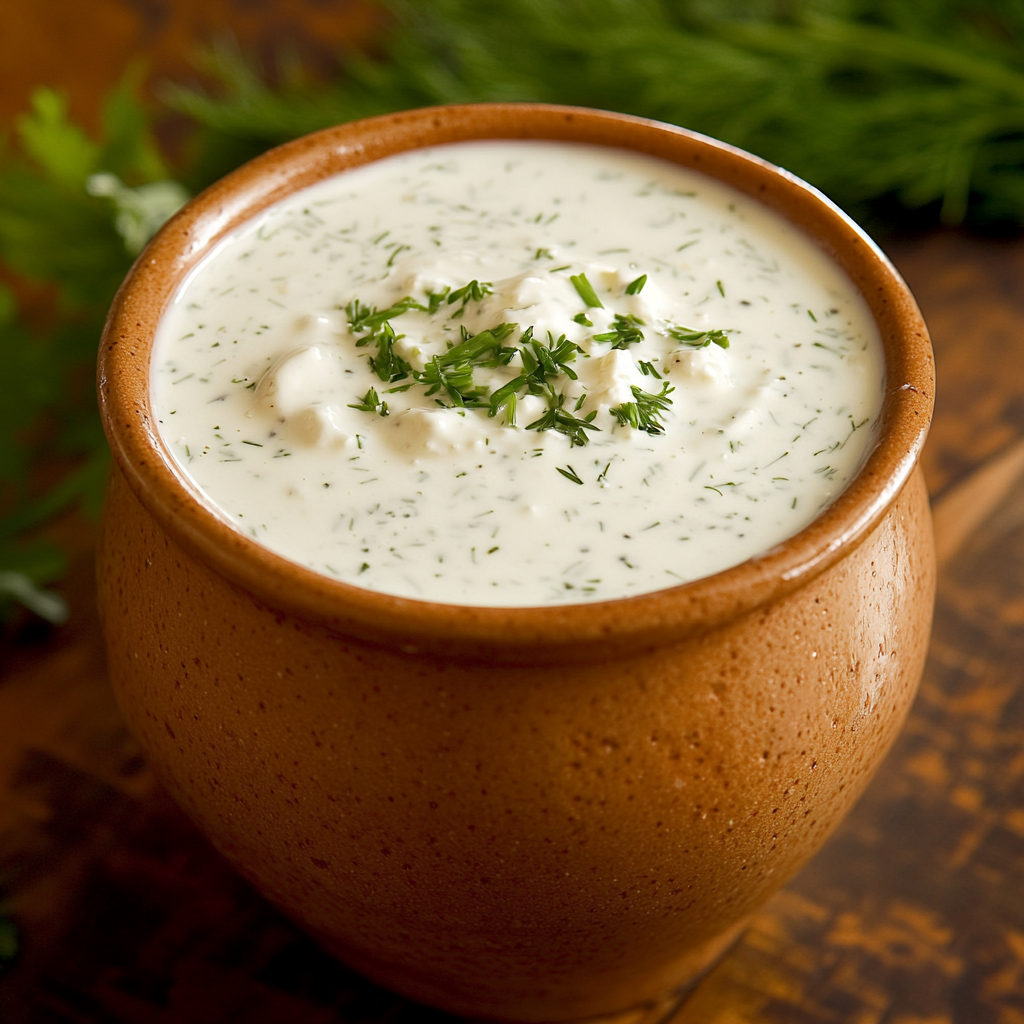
[
  {"x1": 573, "y1": 312, "x2": 593, "y2": 326},
  {"x1": 625, "y1": 274, "x2": 647, "y2": 295},
  {"x1": 557, "y1": 465, "x2": 585, "y2": 485},
  {"x1": 570, "y1": 273, "x2": 604, "y2": 308}
]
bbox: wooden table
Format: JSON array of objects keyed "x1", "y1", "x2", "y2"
[{"x1": 3, "y1": 5, "x2": 1024, "y2": 1022}]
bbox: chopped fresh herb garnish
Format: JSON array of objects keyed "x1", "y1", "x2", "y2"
[
  {"x1": 666, "y1": 325, "x2": 731, "y2": 349},
  {"x1": 527, "y1": 393, "x2": 601, "y2": 447},
  {"x1": 573, "y1": 312, "x2": 593, "y2": 327},
  {"x1": 348, "y1": 387, "x2": 389, "y2": 416},
  {"x1": 570, "y1": 272, "x2": 603, "y2": 308},
  {"x1": 557, "y1": 465, "x2": 585, "y2": 485},
  {"x1": 638, "y1": 359, "x2": 662, "y2": 378},
  {"x1": 421, "y1": 288, "x2": 447, "y2": 314},
  {"x1": 439, "y1": 321, "x2": 518, "y2": 368},
  {"x1": 489, "y1": 330, "x2": 586, "y2": 427},
  {"x1": 346, "y1": 295, "x2": 427, "y2": 338},
  {"x1": 625, "y1": 274, "x2": 647, "y2": 295},
  {"x1": 446, "y1": 279, "x2": 492, "y2": 318},
  {"x1": 416, "y1": 355, "x2": 489, "y2": 408},
  {"x1": 368, "y1": 320, "x2": 414, "y2": 382},
  {"x1": 521, "y1": 330, "x2": 583, "y2": 382},
  {"x1": 593, "y1": 312, "x2": 645, "y2": 348},
  {"x1": 610, "y1": 382, "x2": 675, "y2": 435}
]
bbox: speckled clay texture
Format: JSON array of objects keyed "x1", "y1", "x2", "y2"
[{"x1": 96, "y1": 104, "x2": 936, "y2": 1023}]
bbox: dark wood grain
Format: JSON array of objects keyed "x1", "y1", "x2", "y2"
[{"x1": 3, "y1": 4, "x2": 1024, "y2": 1021}]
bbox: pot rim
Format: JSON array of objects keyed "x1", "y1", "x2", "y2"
[{"x1": 98, "y1": 102, "x2": 933, "y2": 661}]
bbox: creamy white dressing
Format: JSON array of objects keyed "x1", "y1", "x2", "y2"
[{"x1": 151, "y1": 141, "x2": 884, "y2": 606}]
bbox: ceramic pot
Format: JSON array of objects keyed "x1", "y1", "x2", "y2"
[{"x1": 97, "y1": 103, "x2": 935, "y2": 1022}]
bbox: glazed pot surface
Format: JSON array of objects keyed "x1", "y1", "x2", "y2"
[{"x1": 97, "y1": 103, "x2": 935, "y2": 1021}]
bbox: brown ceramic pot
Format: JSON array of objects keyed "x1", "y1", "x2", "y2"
[{"x1": 97, "y1": 103, "x2": 935, "y2": 1022}]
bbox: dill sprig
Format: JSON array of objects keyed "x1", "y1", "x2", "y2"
[
  {"x1": 446, "y1": 279, "x2": 493, "y2": 318},
  {"x1": 488, "y1": 328, "x2": 585, "y2": 425},
  {"x1": 348, "y1": 387, "x2": 390, "y2": 416},
  {"x1": 611, "y1": 383, "x2": 676, "y2": 435},
  {"x1": 667, "y1": 325, "x2": 731, "y2": 350},
  {"x1": 367, "y1": 321, "x2": 414, "y2": 383},
  {"x1": 346, "y1": 295, "x2": 427, "y2": 338},
  {"x1": 526, "y1": 393, "x2": 600, "y2": 448},
  {"x1": 594, "y1": 313, "x2": 646, "y2": 349},
  {"x1": 413, "y1": 322, "x2": 517, "y2": 407}
]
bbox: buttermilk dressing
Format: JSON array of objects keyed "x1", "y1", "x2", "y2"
[{"x1": 151, "y1": 141, "x2": 884, "y2": 606}]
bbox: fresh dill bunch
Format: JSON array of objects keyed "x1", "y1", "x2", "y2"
[{"x1": 167, "y1": 0, "x2": 1024, "y2": 230}]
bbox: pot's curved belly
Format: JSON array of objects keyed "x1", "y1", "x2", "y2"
[{"x1": 97, "y1": 463, "x2": 934, "y2": 1021}]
